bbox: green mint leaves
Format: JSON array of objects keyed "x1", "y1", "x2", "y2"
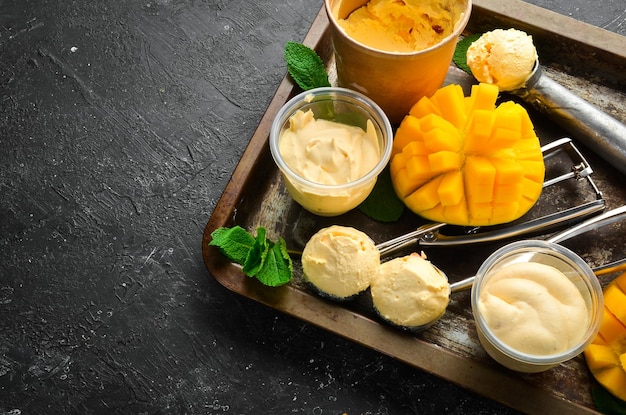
[
  {"x1": 358, "y1": 166, "x2": 405, "y2": 222},
  {"x1": 453, "y1": 33, "x2": 481, "y2": 75},
  {"x1": 209, "y1": 226, "x2": 292, "y2": 287},
  {"x1": 210, "y1": 226, "x2": 254, "y2": 264},
  {"x1": 592, "y1": 384, "x2": 626, "y2": 414},
  {"x1": 284, "y1": 41, "x2": 331, "y2": 90}
]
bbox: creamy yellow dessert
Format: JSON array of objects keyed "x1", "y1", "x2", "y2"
[
  {"x1": 466, "y1": 28, "x2": 538, "y2": 91},
  {"x1": 337, "y1": 0, "x2": 461, "y2": 53},
  {"x1": 301, "y1": 225, "x2": 380, "y2": 300},
  {"x1": 477, "y1": 262, "x2": 589, "y2": 355},
  {"x1": 371, "y1": 252, "x2": 450, "y2": 329},
  {"x1": 277, "y1": 108, "x2": 382, "y2": 215},
  {"x1": 279, "y1": 109, "x2": 380, "y2": 185}
]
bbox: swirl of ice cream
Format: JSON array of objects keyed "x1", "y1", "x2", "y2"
[
  {"x1": 477, "y1": 261, "x2": 589, "y2": 355},
  {"x1": 279, "y1": 109, "x2": 380, "y2": 186}
]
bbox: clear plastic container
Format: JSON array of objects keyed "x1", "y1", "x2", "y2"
[
  {"x1": 471, "y1": 240, "x2": 604, "y2": 373},
  {"x1": 269, "y1": 87, "x2": 393, "y2": 216}
]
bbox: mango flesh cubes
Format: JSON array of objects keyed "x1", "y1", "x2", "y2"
[
  {"x1": 584, "y1": 272, "x2": 626, "y2": 402},
  {"x1": 390, "y1": 83, "x2": 545, "y2": 226}
]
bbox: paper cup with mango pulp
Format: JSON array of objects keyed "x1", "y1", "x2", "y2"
[{"x1": 325, "y1": 0, "x2": 472, "y2": 123}]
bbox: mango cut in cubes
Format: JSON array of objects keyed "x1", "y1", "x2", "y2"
[
  {"x1": 584, "y1": 272, "x2": 626, "y2": 402},
  {"x1": 390, "y1": 83, "x2": 545, "y2": 226}
]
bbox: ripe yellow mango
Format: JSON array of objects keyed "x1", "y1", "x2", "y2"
[
  {"x1": 390, "y1": 83, "x2": 545, "y2": 226},
  {"x1": 584, "y1": 272, "x2": 626, "y2": 402}
]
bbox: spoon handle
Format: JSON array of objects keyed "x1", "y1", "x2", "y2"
[
  {"x1": 449, "y1": 277, "x2": 475, "y2": 293},
  {"x1": 547, "y1": 205, "x2": 626, "y2": 244},
  {"x1": 449, "y1": 205, "x2": 626, "y2": 293},
  {"x1": 514, "y1": 67, "x2": 626, "y2": 176}
]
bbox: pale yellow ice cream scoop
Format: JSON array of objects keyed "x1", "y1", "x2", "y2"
[
  {"x1": 463, "y1": 28, "x2": 626, "y2": 176},
  {"x1": 371, "y1": 252, "x2": 450, "y2": 329},
  {"x1": 466, "y1": 28, "x2": 538, "y2": 91},
  {"x1": 301, "y1": 225, "x2": 380, "y2": 300}
]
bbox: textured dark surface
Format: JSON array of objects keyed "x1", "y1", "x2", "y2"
[
  {"x1": 526, "y1": 0, "x2": 626, "y2": 36},
  {"x1": 0, "y1": 1, "x2": 624, "y2": 414}
]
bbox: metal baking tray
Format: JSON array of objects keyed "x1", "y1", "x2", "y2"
[{"x1": 202, "y1": 1, "x2": 626, "y2": 413}]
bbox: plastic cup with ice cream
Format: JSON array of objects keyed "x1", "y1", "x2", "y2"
[
  {"x1": 470, "y1": 240, "x2": 603, "y2": 373},
  {"x1": 269, "y1": 87, "x2": 393, "y2": 216},
  {"x1": 324, "y1": 0, "x2": 472, "y2": 123}
]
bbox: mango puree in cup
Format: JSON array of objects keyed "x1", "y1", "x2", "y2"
[{"x1": 324, "y1": 0, "x2": 471, "y2": 123}]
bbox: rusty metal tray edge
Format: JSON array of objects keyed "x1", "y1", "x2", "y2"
[{"x1": 202, "y1": 2, "x2": 626, "y2": 413}]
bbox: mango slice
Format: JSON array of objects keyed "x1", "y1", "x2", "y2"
[
  {"x1": 390, "y1": 83, "x2": 545, "y2": 226},
  {"x1": 584, "y1": 272, "x2": 626, "y2": 402}
]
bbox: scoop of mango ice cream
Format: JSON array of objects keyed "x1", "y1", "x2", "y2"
[
  {"x1": 466, "y1": 28, "x2": 538, "y2": 91},
  {"x1": 301, "y1": 225, "x2": 380, "y2": 300},
  {"x1": 338, "y1": 0, "x2": 459, "y2": 53},
  {"x1": 370, "y1": 252, "x2": 450, "y2": 329}
]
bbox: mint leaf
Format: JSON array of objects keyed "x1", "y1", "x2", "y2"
[
  {"x1": 592, "y1": 383, "x2": 626, "y2": 414},
  {"x1": 255, "y1": 238, "x2": 293, "y2": 287},
  {"x1": 209, "y1": 226, "x2": 293, "y2": 286},
  {"x1": 453, "y1": 33, "x2": 482, "y2": 75},
  {"x1": 285, "y1": 41, "x2": 331, "y2": 90},
  {"x1": 209, "y1": 226, "x2": 255, "y2": 264},
  {"x1": 359, "y1": 166, "x2": 405, "y2": 222},
  {"x1": 242, "y1": 227, "x2": 269, "y2": 276}
]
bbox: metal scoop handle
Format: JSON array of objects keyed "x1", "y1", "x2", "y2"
[
  {"x1": 547, "y1": 205, "x2": 626, "y2": 244},
  {"x1": 378, "y1": 138, "x2": 605, "y2": 255},
  {"x1": 514, "y1": 65, "x2": 626, "y2": 176},
  {"x1": 547, "y1": 205, "x2": 626, "y2": 276},
  {"x1": 449, "y1": 205, "x2": 626, "y2": 293}
]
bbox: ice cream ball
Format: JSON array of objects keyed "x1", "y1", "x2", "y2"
[
  {"x1": 301, "y1": 225, "x2": 380, "y2": 300},
  {"x1": 371, "y1": 252, "x2": 450, "y2": 331},
  {"x1": 466, "y1": 28, "x2": 538, "y2": 91}
]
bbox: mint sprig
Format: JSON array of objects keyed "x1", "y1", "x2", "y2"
[
  {"x1": 592, "y1": 383, "x2": 626, "y2": 414},
  {"x1": 284, "y1": 41, "x2": 331, "y2": 90},
  {"x1": 209, "y1": 226, "x2": 293, "y2": 287},
  {"x1": 359, "y1": 166, "x2": 404, "y2": 222},
  {"x1": 210, "y1": 226, "x2": 254, "y2": 264}
]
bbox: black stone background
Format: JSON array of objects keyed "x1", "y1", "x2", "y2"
[{"x1": 1, "y1": 0, "x2": 624, "y2": 414}]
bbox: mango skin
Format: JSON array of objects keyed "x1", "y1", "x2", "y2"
[
  {"x1": 584, "y1": 272, "x2": 626, "y2": 402},
  {"x1": 390, "y1": 83, "x2": 545, "y2": 226}
]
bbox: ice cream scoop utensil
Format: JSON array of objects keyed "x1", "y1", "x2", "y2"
[
  {"x1": 449, "y1": 205, "x2": 626, "y2": 293},
  {"x1": 376, "y1": 222, "x2": 446, "y2": 256},
  {"x1": 377, "y1": 138, "x2": 605, "y2": 256},
  {"x1": 510, "y1": 62, "x2": 626, "y2": 176}
]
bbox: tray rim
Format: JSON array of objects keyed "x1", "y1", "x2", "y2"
[
  {"x1": 472, "y1": 0, "x2": 626, "y2": 57},
  {"x1": 202, "y1": 2, "x2": 626, "y2": 413}
]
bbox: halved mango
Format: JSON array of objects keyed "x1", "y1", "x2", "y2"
[
  {"x1": 391, "y1": 83, "x2": 545, "y2": 226},
  {"x1": 584, "y1": 272, "x2": 626, "y2": 402}
]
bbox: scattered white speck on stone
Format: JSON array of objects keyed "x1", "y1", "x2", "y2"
[{"x1": 70, "y1": 46, "x2": 78, "y2": 52}]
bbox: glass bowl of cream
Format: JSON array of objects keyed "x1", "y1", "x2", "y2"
[
  {"x1": 270, "y1": 87, "x2": 393, "y2": 216},
  {"x1": 471, "y1": 240, "x2": 604, "y2": 373}
]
